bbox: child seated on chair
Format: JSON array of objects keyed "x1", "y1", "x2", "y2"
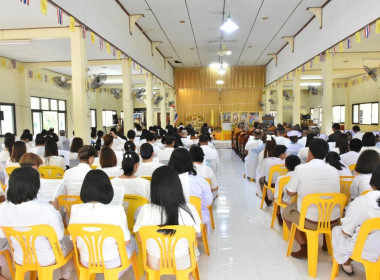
[
  {"x1": 0, "y1": 167, "x2": 74, "y2": 280},
  {"x1": 69, "y1": 169, "x2": 137, "y2": 274},
  {"x1": 133, "y1": 166, "x2": 201, "y2": 274},
  {"x1": 274, "y1": 155, "x2": 301, "y2": 225},
  {"x1": 332, "y1": 165, "x2": 380, "y2": 276}
]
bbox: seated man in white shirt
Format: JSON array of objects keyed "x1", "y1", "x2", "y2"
[
  {"x1": 29, "y1": 133, "x2": 46, "y2": 158},
  {"x1": 340, "y1": 138, "x2": 362, "y2": 167},
  {"x1": 180, "y1": 129, "x2": 194, "y2": 149},
  {"x1": 244, "y1": 129, "x2": 264, "y2": 181},
  {"x1": 283, "y1": 138, "x2": 341, "y2": 259},
  {"x1": 274, "y1": 126, "x2": 290, "y2": 146},
  {"x1": 259, "y1": 145, "x2": 287, "y2": 206},
  {"x1": 286, "y1": 131, "x2": 303, "y2": 156},
  {"x1": 135, "y1": 143, "x2": 163, "y2": 177},
  {"x1": 352, "y1": 125, "x2": 363, "y2": 140},
  {"x1": 157, "y1": 135, "x2": 176, "y2": 164},
  {"x1": 199, "y1": 134, "x2": 220, "y2": 172}
]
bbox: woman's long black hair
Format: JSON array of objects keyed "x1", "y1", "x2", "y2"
[{"x1": 325, "y1": 151, "x2": 345, "y2": 171}]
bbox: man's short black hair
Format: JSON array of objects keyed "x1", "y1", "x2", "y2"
[
  {"x1": 273, "y1": 145, "x2": 287, "y2": 157},
  {"x1": 80, "y1": 170, "x2": 114, "y2": 204},
  {"x1": 189, "y1": 145, "x2": 205, "y2": 162},
  {"x1": 309, "y1": 138, "x2": 329, "y2": 159},
  {"x1": 277, "y1": 126, "x2": 285, "y2": 135},
  {"x1": 199, "y1": 134, "x2": 209, "y2": 143},
  {"x1": 127, "y1": 130, "x2": 136, "y2": 139},
  {"x1": 332, "y1": 123, "x2": 340, "y2": 131},
  {"x1": 352, "y1": 125, "x2": 360, "y2": 132},
  {"x1": 285, "y1": 155, "x2": 301, "y2": 171},
  {"x1": 349, "y1": 138, "x2": 362, "y2": 152}
]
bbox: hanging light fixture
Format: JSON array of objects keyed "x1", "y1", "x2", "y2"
[
  {"x1": 217, "y1": 42, "x2": 232, "y2": 56},
  {"x1": 216, "y1": 80, "x2": 225, "y2": 85},
  {"x1": 217, "y1": 65, "x2": 226, "y2": 75},
  {"x1": 220, "y1": 13, "x2": 239, "y2": 33}
]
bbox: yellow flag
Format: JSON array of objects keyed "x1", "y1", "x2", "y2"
[
  {"x1": 326, "y1": 50, "x2": 330, "y2": 59},
  {"x1": 106, "y1": 43, "x2": 111, "y2": 54},
  {"x1": 128, "y1": 57, "x2": 132, "y2": 66},
  {"x1": 1, "y1": 59, "x2": 6, "y2": 67},
  {"x1": 355, "y1": 31, "x2": 361, "y2": 43},
  {"x1": 69, "y1": 16, "x2": 75, "y2": 32},
  {"x1": 19, "y1": 64, "x2": 24, "y2": 73},
  {"x1": 37, "y1": 73, "x2": 41, "y2": 81},
  {"x1": 90, "y1": 32, "x2": 95, "y2": 44},
  {"x1": 117, "y1": 50, "x2": 121, "y2": 60},
  {"x1": 339, "y1": 42, "x2": 343, "y2": 52},
  {"x1": 314, "y1": 56, "x2": 318, "y2": 64},
  {"x1": 211, "y1": 108, "x2": 215, "y2": 127},
  {"x1": 376, "y1": 19, "x2": 380, "y2": 34},
  {"x1": 40, "y1": 0, "x2": 47, "y2": 15}
]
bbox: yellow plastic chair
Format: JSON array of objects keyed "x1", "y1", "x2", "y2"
[
  {"x1": 330, "y1": 217, "x2": 380, "y2": 280},
  {"x1": 339, "y1": 176, "x2": 355, "y2": 206},
  {"x1": 260, "y1": 164, "x2": 287, "y2": 209},
  {"x1": 5, "y1": 167, "x2": 18, "y2": 177},
  {"x1": 123, "y1": 195, "x2": 149, "y2": 233},
  {"x1": 189, "y1": 196, "x2": 210, "y2": 256},
  {"x1": 57, "y1": 195, "x2": 83, "y2": 230},
  {"x1": 204, "y1": 178, "x2": 215, "y2": 230},
  {"x1": 1, "y1": 225, "x2": 74, "y2": 280},
  {"x1": 361, "y1": 189, "x2": 372, "y2": 196},
  {"x1": 90, "y1": 165, "x2": 98, "y2": 170},
  {"x1": 39, "y1": 166, "x2": 65, "y2": 179},
  {"x1": 348, "y1": 164, "x2": 356, "y2": 173},
  {"x1": 0, "y1": 249, "x2": 15, "y2": 280},
  {"x1": 68, "y1": 224, "x2": 140, "y2": 280},
  {"x1": 137, "y1": 225, "x2": 200, "y2": 280},
  {"x1": 1, "y1": 183, "x2": 6, "y2": 193},
  {"x1": 140, "y1": 176, "x2": 152, "y2": 182},
  {"x1": 286, "y1": 193, "x2": 346, "y2": 278}
]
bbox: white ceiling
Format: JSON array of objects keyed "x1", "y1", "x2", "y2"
[{"x1": 0, "y1": 0, "x2": 379, "y2": 83}]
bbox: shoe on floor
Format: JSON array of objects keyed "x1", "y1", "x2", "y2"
[
  {"x1": 291, "y1": 247, "x2": 308, "y2": 259},
  {"x1": 340, "y1": 264, "x2": 354, "y2": 276}
]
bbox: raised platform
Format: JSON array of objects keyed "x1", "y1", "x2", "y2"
[{"x1": 213, "y1": 140, "x2": 231, "y2": 149}]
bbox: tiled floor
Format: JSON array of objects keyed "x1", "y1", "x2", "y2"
[{"x1": 2, "y1": 148, "x2": 366, "y2": 279}]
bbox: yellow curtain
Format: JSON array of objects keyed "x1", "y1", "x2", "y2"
[{"x1": 175, "y1": 66, "x2": 265, "y2": 127}]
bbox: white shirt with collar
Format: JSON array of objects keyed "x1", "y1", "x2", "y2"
[
  {"x1": 274, "y1": 136, "x2": 290, "y2": 146},
  {"x1": 352, "y1": 131, "x2": 364, "y2": 140},
  {"x1": 350, "y1": 173, "x2": 372, "y2": 200},
  {"x1": 286, "y1": 159, "x2": 340, "y2": 221},
  {"x1": 42, "y1": 155, "x2": 66, "y2": 170},
  {"x1": 286, "y1": 142, "x2": 303, "y2": 156},
  {"x1": 200, "y1": 145, "x2": 220, "y2": 172},
  {"x1": 157, "y1": 147, "x2": 174, "y2": 163},
  {"x1": 63, "y1": 163, "x2": 91, "y2": 195},
  {"x1": 194, "y1": 163, "x2": 218, "y2": 190},
  {"x1": 340, "y1": 151, "x2": 360, "y2": 167},
  {"x1": 261, "y1": 157, "x2": 285, "y2": 184},
  {"x1": 181, "y1": 138, "x2": 194, "y2": 149},
  {"x1": 135, "y1": 162, "x2": 163, "y2": 177},
  {"x1": 360, "y1": 146, "x2": 380, "y2": 154},
  {"x1": 29, "y1": 146, "x2": 45, "y2": 158}
]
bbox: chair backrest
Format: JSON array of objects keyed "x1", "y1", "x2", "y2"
[
  {"x1": 351, "y1": 217, "x2": 380, "y2": 264},
  {"x1": 123, "y1": 195, "x2": 149, "y2": 233},
  {"x1": 138, "y1": 225, "x2": 197, "y2": 276},
  {"x1": 348, "y1": 164, "x2": 356, "y2": 173},
  {"x1": 39, "y1": 166, "x2": 65, "y2": 179},
  {"x1": 205, "y1": 178, "x2": 211, "y2": 186},
  {"x1": 90, "y1": 165, "x2": 99, "y2": 170},
  {"x1": 275, "y1": 176, "x2": 291, "y2": 204},
  {"x1": 140, "y1": 176, "x2": 151, "y2": 182},
  {"x1": 58, "y1": 195, "x2": 82, "y2": 227},
  {"x1": 361, "y1": 190, "x2": 372, "y2": 196},
  {"x1": 68, "y1": 224, "x2": 131, "y2": 273},
  {"x1": 189, "y1": 196, "x2": 202, "y2": 221},
  {"x1": 267, "y1": 164, "x2": 287, "y2": 187},
  {"x1": 1, "y1": 225, "x2": 65, "y2": 270},
  {"x1": 298, "y1": 193, "x2": 346, "y2": 232},
  {"x1": 339, "y1": 176, "x2": 355, "y2": 205},
  {"x1": 5, "y1": 166, "x2": 18, "y2": 177}
]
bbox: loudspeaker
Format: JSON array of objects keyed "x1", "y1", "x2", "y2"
[
  {"x1": 112, "y1": 114, "x2": 118, "y2": 125},
  {"x1": 0, "y1": 111, "x2": 3, "y2": 121}
]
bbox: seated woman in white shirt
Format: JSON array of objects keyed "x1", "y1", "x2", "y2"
[
  {"x1": 360, "y1": 132, "x2": 380, "y2": 154},
  {"x1": 0, "y1": 133, "x2": 15, "y2": 165},
  {"x1": 189, "y1": 145, "x2": 219, "y2": 196},
  {"x1": 135, "y1": 143, "x2": 163, "y2": 177},
  {"x1": 63, "y1": 145, "x2": 96, "y2": 195},
  {"x1": 69, "y1": 137, "x2": 83, "y2": 168},
  {"x1": 0, "y1": 167, "x2": 74, "y2": 280},
  {"x1": 350, "y1": 150, "x2": 380, "y2": 200},
  {"x1": 157, "y1": 135, "x2": 176, "y2": 164},
  {"x1": 69, "y1": 170, "x2": 136, "y2": 273},
  {"x1": 111, "y1": 151, "x2": 150, "y2": 199},
  {"x1": 168, "y1": 148, "x2": 213, "y2": 231},
  {"x1": 5, "y1": 141, "x2": 26, "y2": 168},
  {"x1": 124, "y1": 141, "x2": 137, "y2": 153},
  {"x1": 285, "y1": 131, "x2": 303, "y2": 156},
  {"x1": 325, "y1": 151, "x2": 352, "y2": 177},
  {"x1": 97, "y1": 147, "x2": 123, "y2": 178},
  {"x1": 42, "y1": 138, "x2": 66, "y2": 170},
  {"x1": 335, "y1": 134, "x2": 349, "y2": 155},
  {"x1": 340, "y1": 138, "x2": 362, "y2": 167},
  {"x1": 297, "y1": 133, "x2": 317, "y2": 164},
  {"x1": 133, "y1": 166, "x2": 201, "y2": 272},
  {"x1": 332, "y1": 166, "x2": 380, "y2": 276}
]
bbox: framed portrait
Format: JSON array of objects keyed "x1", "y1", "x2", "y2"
[
  {"x1": 222, "y1": 112, "x2": 231, "y2": 123},
  {"x1": 240, "y1": 112, "x2": 248, "y2": 123},
  {"x1": 232, "y1": 112, "x2": 239, "y2": 123},
  {"x1": 249, "y1": 112, "x2": 260, "y2": 125}
]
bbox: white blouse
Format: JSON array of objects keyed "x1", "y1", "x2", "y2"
[
  {"x1": 0, "y1": 150, "x2": 10, "y2": 162},
  {"x1": 5, "y1": 159, "x2": 20, "y2": 168},
  {"x1": 194, "y1": 163, "x2": 218, "y2": 190},
  {"x1": 97, "y1": 166, "x2": 123, "y2": 178},
  {"x1": 135, "y1": 162, "x2": 163, "y2": 177},
  {"x1": 69, "y1": 203, "x2": 131, "y2": 262},
  {"x1": 42, "y1": 155, "x2": 66, "y2": 170},
  {"x1": 63, "y1": 163, "x2": 91, "y2": 195},
  {"x1": 111, "y1": 177, "x2": 150, "y2": 199},
  {"x1": 350, "y1": 173, "x2": 372, "y2": 200}
]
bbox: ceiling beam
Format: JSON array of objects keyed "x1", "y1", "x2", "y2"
[
  {"x1": 0, "y1": 28, "x2": 71, "y2": 40},
  {"x1": 23, "y1": 59, "x2": 126, "y2": 69}
]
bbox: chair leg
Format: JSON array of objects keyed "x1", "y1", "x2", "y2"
[
  {"x1": 176, "y1": 270, "x2": 191, "y2": 280},
  {"x1": 260, "y1": 187, "x2": 267, "y2": 209},
  {"x1": 306, "y1": 232, "x2": 319, "y2": 278},
  {"x1": 330, "y1": 258, "x2": 339, "y2": 280},
  {"x1": 286, "y1": 224, "x2": 296, "y2": 256},
  {"x1": 324, "y1": 233, "x2": 333, "y2": 256},
  {"x1": 208, "y1": 206, "x2": 215, "y2": 230},
  {"x1": 364, "y1": 263, "x2": 380, "y2": 280},
  {"x1": 146, "y1": 270, "x2": 160, "y2": 280},
  {"x1": 283, "y1": 222, "x2": 290, "y2": 241},
  {"x1": 29, "y1": 271, "x2": 37, "y2": 280},
  {"x1": 192, "y1": 265, "x2": 200, "y2": 280},
  {"x1": 136, "y1": 241, "x2": 145, "y2": 277},
  {"x1": 15, "y1": 269, "x2": 25, "y2": 280},
  {"x1": 201, "y1": 225, "x2": 210, "y2": 255},
  {"x1": 130, "y1": 253, "x2": 140, "y2": 280},
  {"x1": 37, "y1": 268, "x2": 54, "y2": 280},
  {"x1": 104, "y1": 270, "x2": 119, "y2": 280},
  {"x1": 270, "y1": 202, "x2": 278, "y2": 229},
  {"x1": 3, "y1": 251, "x2": 15, "y2": 280}
]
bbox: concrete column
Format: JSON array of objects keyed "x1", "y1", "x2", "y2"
[
  {"x1": 70, "y1": 27, "x2": 90, "y2": 144},
  {"x1": 293, "y1": 75, "x2": 301, "y2": 126},
  {"x1": 122, "y1": 60, "x2": 134, "y2": 133},
  {"x1": 21, "y1": 68, "x2": 32, "y2": 135},
  {"x1": 145, "y1": 73, "x2": 154, "y2": 127},
  {"x1": 169, "y1": 88, "x2": 175, "y2": 125},
  {"x1": 276, "y1": 82, "x2": 283, "y2": 125},
  {"x1": 265, "y1": 88, "x2": 271, "y2": 115},
  {"x1": 345, "y1": 86, "x2": 351, "y2": 130},
  {"x1": 160, "y1": 82, "x2": 166, "y2": 127},
  {"x1": 95, "y1": 90, "x2": 103, "y2": 130},
  {"x1": 322, "y1": 56, "x2": 333, "y2": 134}
]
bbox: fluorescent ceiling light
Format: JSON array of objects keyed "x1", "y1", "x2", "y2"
[
  {"x1": 216, "y1": 80, "x2": 224, "y2": 85},
  {"x1": 0, "y1": 39, "x2": 31, "y2": 45},
  {"x1": 220, "y1": 14, "x2": 239, "y2": 33},
  {"x1": 300, "y1": 75, "x2": 322, "y2": 80},
  {"x1": 300, "y1": 82, "x2": 321, "y2": 86},
  {"x1": 104, "y1": 79, "x2": 123, "y2": 84}
]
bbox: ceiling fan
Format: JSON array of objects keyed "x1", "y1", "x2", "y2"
[{"x1": 363, "y1": 65, "x2": 377, "y2": 81}]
